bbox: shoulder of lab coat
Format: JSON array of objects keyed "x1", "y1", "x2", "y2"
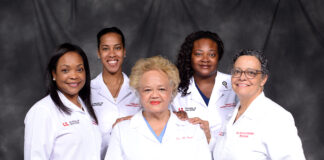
[
  {"x1": 24, "y1": 94, "x2": 58, "y2": 160},
  {"x1": 24, "y1": 92, "x2": 94, "y2": 160},
  {"x1": 252, "y1": 93, "x2": 306, "y2": 160}
]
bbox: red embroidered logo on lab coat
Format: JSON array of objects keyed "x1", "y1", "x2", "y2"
[
  {"x1": 126, "y1": 103, "x2": 140, "y2": 107},
  {"x1": 236, "y1": 131, "x2": 254, "y2": 138},
  {"x1": 220, "y1": 103, "x2": 236, "y2": 108},
  {"x1": 62, "y1": 120, "x2": 80, "y2": 127},
  {"x1": 176, "y1": 136, "x2": 193, "y2": 140},
  {"x1": 218, "y1": 132, "x2": 225, "y2": 136}
]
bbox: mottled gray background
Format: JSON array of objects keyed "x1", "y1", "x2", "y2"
[{"x1": 1, "y1": 0, "x2": 323, "y2": 159}]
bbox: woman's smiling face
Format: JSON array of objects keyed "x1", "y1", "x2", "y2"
[
  {"x1": 231, "y1": 55, "x2": 267, "y2": 101},
  {"x1": 98, "y1": 32, "x2": 126, "y2": 74},
  {"x1": 191, "y1": 38, "x2": 219, "y2": 78},
  {"x1": 52, "y1": 51, "x2": 86, "y2": 100},
  {"x1": 138, "y1": 70, "x2": 173, "y2": 115}
]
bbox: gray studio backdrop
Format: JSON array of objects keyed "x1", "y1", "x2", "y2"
[{"x1": 1, "y1": 0, "x2": 323, "y2": 159}]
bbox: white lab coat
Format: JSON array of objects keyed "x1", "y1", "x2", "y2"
[
  {"x1": 24, "y1": 91, "x2": 101, "y2": 160},
  {"x1": 105, "y1": 109, "x2": 211, "y2": 160},
  {"x1": 91, "y1": 73, "x2": 141, "y2": 158},
  {"x1": 213, "y1": 92, "x2": 306, "y2": 160},
  {"x1": 172, "y1": 71, "x2": 238, "y2": 150}
]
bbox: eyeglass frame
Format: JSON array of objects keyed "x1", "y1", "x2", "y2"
[{"x1": 231, "y1": 68, "x2": 264, "y2": 79}]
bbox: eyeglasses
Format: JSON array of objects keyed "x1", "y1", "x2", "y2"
[{"x1": 231, "y1": 68, "x2": 263, "y2": 79}]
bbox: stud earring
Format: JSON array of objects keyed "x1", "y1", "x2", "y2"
[{"x1": 53, "y1": 78, "x2": 56, "y2": 81}]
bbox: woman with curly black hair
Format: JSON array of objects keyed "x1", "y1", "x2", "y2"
[{"x1": 172, "y1": 31, "x2": 238, "y2": 150}]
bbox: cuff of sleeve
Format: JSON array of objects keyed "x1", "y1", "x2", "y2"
[{"x1": 209, "y1": 136, "x2": 216, "y2": 152}]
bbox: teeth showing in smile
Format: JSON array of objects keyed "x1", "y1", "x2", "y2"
[
  {"x1": 69, "y1": 83, "x2": 78, "y2": 87},
  {"x1": 108, "y1": 60, "x2": 117, "y2": 64},
  {"x1": 237, "y1": 84, "x2": 248, "y2": 87}
]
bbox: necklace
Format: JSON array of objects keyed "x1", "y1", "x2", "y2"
[
  {"x1": 103, "y1": 74, "x2": 124, "y2": 101},
  {"x1": 113, "y1": 77, "x2": 123, "y2": 99}
]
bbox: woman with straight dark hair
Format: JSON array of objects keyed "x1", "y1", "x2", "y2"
[
  {"x1": 91, "y1": 27, "x2": 141, "y2": 158},
  {"x1": 24, "y1": 43, "x2": 101, "y2": 160}
]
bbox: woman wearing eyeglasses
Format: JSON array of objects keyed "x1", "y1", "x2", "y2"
[{"x1": 212, "y1": 49, "x2": 305, "y2": 160}]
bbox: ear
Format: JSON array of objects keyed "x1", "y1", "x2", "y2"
[
  {"x1": 97, "y1": 50, "x2": 101, "y2": 59},
  {"x1": 260, "y1": 75, "x2": 268, "y2": 87},
  {"x1": 52, "y1": 71, "x2": 57, "y2": 81},
  {"x1": 123, "y1": 49, "x2": 126, "y2": 58}
]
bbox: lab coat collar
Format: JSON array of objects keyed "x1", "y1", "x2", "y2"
[
  {"x1": 240, "y1": 92, "x2": 266, "y2": 120},
  {"x1": 57, "y1": 91, "x2": 87, "y2": 113},
  {"x1": 229, "y1": 92, "x2": 265, "y2": 122},
  {"x1": 91, "y1": 72, "x2": 132, "y2": 103},
  {"x1": 129, "y1": 109, "x2": 186, "y2": 143},
  {"x1": 188, "y1": 71, "x2": 232, "y2": 106}
]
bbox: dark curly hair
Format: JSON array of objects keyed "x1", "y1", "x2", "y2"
[{"x1": 176, "y1": 31, "x2": 224, "y2": 96}]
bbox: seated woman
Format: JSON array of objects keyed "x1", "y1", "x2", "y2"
[
  {"x1": 105, "y1": 56, "x2": 211, "y2": 160},
  {"x1": 24, "y1": 43, "x2": 101, "y2": 160},
  {"x1": 213, "y1": 49, "x2": 305, "y2": 160}
]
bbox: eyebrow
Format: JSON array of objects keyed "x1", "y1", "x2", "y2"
[
  {"x1": 101, "y1": 44, "x2": 122, "y2": 47},
  {"x1": 193, "y1": 49, "x2": 217, "y2": 51},
  {"x1": 59, "y1": 64, "x2": 84, "y2": 67}
]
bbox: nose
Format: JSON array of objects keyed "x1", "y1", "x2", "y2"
[
  {"x1": 69, "y1": 70, "x2": 79, "y2": 80},
  {"x1": 238, "y1": 71, "x2": 247, "y2": 80},
  {"x1": 150, "y1": 89, "x2": 159, "y2": 99},
  {"x1": 201, "y1": 53, "x2": 209, "y2": 63},
  {"x1": 108, "y1": 49, "x2": 116, "y2": 58}
]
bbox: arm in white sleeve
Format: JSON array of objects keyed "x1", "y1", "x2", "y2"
[
  {"x1": 194, "y1": 126, "x2": 212, "y2": 160},
  {"x1": 105, "y1": 123, "x2": 124, "y2": 160},
  {"x1": 24, "y1": 106, "x2": 55, "y2": 160},
  {"x1": 264, "y1": 112, "x2": 306, "y2": 160}
]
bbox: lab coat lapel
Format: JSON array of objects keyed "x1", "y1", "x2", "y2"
[
  {"x1": 115, "y1": 73, "x2": 132, "y2": 102},
  {"x1": 188, "y1": 77, "x2": 206, "y2": 107},
  {"x1": 130, "y1": 110, "x2": 160, "y2": 143},
  {"x1": 57, "y1": 91, "x2": 85, "y2": 113},
  {"x1": 209, "y1": 71, "x2": 232, "y2": 107},
  {"x1": 162, "y1": 111, "x2": 185, "y2": 143},
  {"x1": 94, "y1": 73, "x2": 116, "y2": 104}
]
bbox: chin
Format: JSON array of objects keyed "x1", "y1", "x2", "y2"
[{"x1": 145, "y1": 107, "x2": 168, "y2": 114}]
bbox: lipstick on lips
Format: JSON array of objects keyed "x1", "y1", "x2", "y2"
[{"x1": 150, "y1": 101, "x2": 161, "y2": 105}]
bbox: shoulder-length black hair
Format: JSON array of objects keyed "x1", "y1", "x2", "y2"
[
  {"x1": 47, "y1": 43, "x2": 98, "y2": 123},
  {"x1": 176, "y1": 31, "x2": 224, "y2": 96}
]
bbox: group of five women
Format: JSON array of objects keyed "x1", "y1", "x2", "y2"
[{"x1": 24, "y1": 27, "x2": 306, "y2": 160}]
